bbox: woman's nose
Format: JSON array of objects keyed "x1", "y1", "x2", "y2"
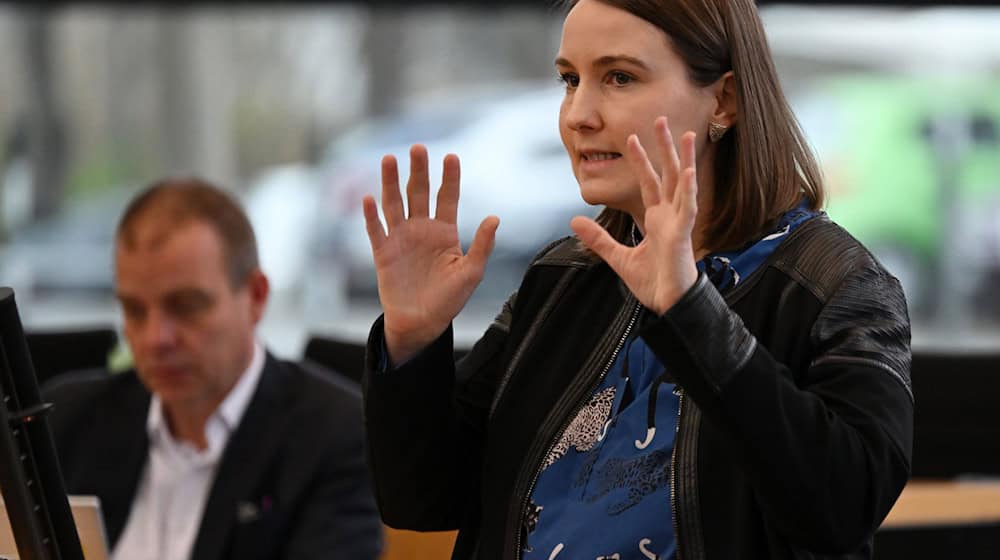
[{"x1": 563, "y1": 87, "x2": 603, "y2": 132}]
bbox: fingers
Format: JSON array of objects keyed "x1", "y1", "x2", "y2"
[
  {"x1": 623, "y1": 116, "x2": 688, "y2": 212},
  {"x1": 674, "y1": 132, "x2": 698, "y2": 231},
  {"x1": 677, "y1": 132, "x2": 698, "y2": 224},
  {"x1": 678, "y1": 159, "x2": 698, "y2": 230},
  {"x1": 571, "y1": 216, "x2": 627, "y2": 274},
  {"x1": 624, "y1": 135, "x2": 662, "y2": 209},
  {"x1": 466, "y1": 216, "x2": 500, "y2": 269},
  {"x1": 435, "y1": 153, "x2": 461, "y2": 224},
  {"x1": 655, "y1": 116, "x2": 680, "y2": 201},
  {"x1": 362, "y1": 195, "x2": 386, "y2": 252},
  {"x1": 406, "y1": 144, "x2": 431, "y2": 218},
  {"x1": 679, "y1": 131, "x2": 697, "y2": 178},
  {"x1": 381, "y1": 155, "x2": 404, "y2": 230}
]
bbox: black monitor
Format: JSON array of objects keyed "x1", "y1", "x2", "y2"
[{"x1": 0, "y1": 287, "x2": 84, "y2": 560}]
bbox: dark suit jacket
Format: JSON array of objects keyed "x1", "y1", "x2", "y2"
[{"x1": 44, "y1": 353, "x2": 383, "y2": 560}]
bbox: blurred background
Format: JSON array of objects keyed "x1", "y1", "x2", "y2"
[{"x1": 1, "y1": 1, "x2": 999, "y2": 361}]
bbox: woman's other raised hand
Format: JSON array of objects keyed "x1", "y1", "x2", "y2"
[
  {"x1": 363, "y1": 144, "x2": 500, "y2": 365},
  {"x1": 571, "y1": 116, "x2": 700, "y2": 316}
]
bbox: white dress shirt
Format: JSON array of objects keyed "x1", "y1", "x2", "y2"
[{"x1": 111, "y1": 342, "x2": 265, "y2": 560}]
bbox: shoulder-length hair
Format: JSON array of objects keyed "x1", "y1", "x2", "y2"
[{"x1": 561, "y1": 0, "x2": 824, "y2": 251}]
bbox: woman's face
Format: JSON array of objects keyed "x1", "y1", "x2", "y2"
[{"x1": 557, "y1": 0, "x2": 718, "y2": 219}]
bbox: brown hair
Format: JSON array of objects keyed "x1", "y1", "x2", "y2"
[
  {"x1": 562, "y1": 0, "x2": 824, "y2": 251},
  {"x1": 116, "y1": 177, "x2": 259, "y2": 287}
]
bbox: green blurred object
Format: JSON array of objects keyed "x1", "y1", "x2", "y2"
[
  {"x1": 796, "y1": 75, "x2": 1000, "y2": 320},
  {"x1": 108, "y1": 340, "x2": 134, "y2": 374}
]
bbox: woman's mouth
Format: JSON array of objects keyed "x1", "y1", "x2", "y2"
[
  {"x1": 579, "y1": 151, "x2": 623, "y2": 174},
  {"x1": 582, "y1": 151, "x2": 622, "y2": 162}
]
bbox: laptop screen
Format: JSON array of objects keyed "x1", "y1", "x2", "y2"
[{"x1": 0, "y1": 495, "x2": 109, "y2": 560}]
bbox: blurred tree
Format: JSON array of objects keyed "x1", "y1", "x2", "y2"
[
  {"x1": 362, "y1": 7, "x2": 405, "y2": 117},
  {"x1": 157, "y1": 10, "x2": 237, "y2": 189},
  {"x1": 21, "y1": 5, "x2": 69, "y2": 221},
  {"x1": 0, "y1": 120, "x2": 30, "y2": 240}
]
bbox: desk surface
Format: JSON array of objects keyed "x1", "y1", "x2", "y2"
[
  {"x1": 881, "y1": 479, "x2": 1000, "y2": 529},
  {"x1": 377, "y1": 479, "x2": 1000, "y2": 559}
]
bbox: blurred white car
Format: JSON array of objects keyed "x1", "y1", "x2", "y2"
[
  {"x1": 0, "y1": 190, "x2": 129, "y2": 302},
  {"x1": 243, "y1": 163, "x2": 322, "y2": 295},
  {"x1": 303, "y1": 81, "x2": 596, "y2": 312}
]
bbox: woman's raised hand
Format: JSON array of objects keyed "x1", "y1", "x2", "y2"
[
  {"x1": 363, "y1": 144, "x2": 499, "y2": 364},
  {"x1": 570, "y1": 116, "x2": 700, "y2": 316}
]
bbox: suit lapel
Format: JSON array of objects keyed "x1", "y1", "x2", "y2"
[
  {"x1": 99, "y1": 374, "x2": 152, "y2": 547},
  {"x1": 189, "y1": 354, "x2": 290, "y2": 560}
]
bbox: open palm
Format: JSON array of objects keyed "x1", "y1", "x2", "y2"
[
  {"x1": 571, "y1": 117, "x2": 700, "y2": 315},
  {"x1": 363, "y1": 144, "x2": 498, "y2": 364}
]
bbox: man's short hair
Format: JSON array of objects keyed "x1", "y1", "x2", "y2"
[{"x1": 116, "y1": 178, "x2": 259, "y2": 287}]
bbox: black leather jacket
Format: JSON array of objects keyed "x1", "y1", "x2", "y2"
[{"x1": 363, "y1": 215, "x2": 913, "y2": 560}]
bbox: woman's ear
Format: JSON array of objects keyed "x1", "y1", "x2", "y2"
[{"x1": 711, "y1": 71, "x2": 738, "y2": 127}]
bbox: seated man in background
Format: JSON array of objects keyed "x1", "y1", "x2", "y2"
[{"x1": 45, "y1": 178, "x2": 382, "y2": 560}]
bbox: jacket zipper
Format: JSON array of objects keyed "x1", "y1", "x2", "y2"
[
  {"x1": 670, "y1": 388, "x2": 685, "y2": 560},
  {"x1": 511, "y1": 298, "x2": 642, "y2": 559},
  {"x1": 490, "y1": 270, "x2": 578, "y2": 421}
]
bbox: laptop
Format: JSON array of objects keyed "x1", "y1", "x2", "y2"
[{"x1": 0, "y1": 495, "x2": 109, "y2": 560}]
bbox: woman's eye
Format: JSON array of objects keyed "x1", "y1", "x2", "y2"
[
  {"x1": 558, "y1": 73, "x2": 579, "y2": 88},
  {"x1": 609, "y1": 71, "x2": 633, "y2": 86}
]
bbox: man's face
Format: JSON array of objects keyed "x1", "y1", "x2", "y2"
[{"x1": 115, "y1": 220, "x2": 267, "y2": 411}]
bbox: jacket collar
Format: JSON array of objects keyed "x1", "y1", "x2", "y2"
[{"x1": 189, "y1": 351, "x2": 290, "y2": 560}]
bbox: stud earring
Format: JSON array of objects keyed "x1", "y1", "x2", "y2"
[{"x1": 708, "y1": 121, "x2": 728, "y2": 143}]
